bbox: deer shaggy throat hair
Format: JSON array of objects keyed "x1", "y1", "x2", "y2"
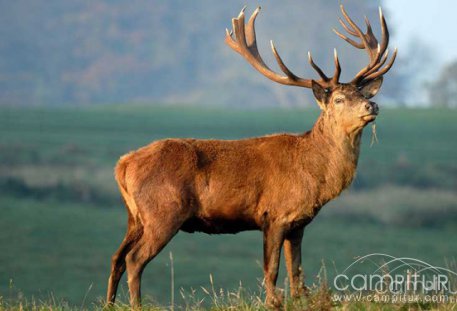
[{"x1": 106, "y1": 4, "x2": 396, "y2": 308}]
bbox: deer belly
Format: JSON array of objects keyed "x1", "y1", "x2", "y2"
[{"x1": 180, "y1": 215, "x2": 259, "y2": 234}]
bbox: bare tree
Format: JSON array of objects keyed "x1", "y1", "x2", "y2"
[{"x1": 428, "y1": 60, "x2": 457, "y2": 107}]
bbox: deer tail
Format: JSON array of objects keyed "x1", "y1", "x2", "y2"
[
  {"x1": 114, "y1": 155, "x2": 129, "y2": 198},
  {"x1": 114, "y1": 154, "x2": 141, "y2": 226}
]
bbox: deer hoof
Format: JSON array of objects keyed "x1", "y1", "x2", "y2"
[{"x1": 266, "y1": 292, "x2": 284, "y2": 309}]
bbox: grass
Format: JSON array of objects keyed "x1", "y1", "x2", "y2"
[
  {"x1": 1, "y1": 195, "x2": 455, "y2": 308},
  {"x1": 0, "y1": 105, "x2": 456, "y2": 309},
  {"x1": 2, "y1": 268, "x2": 457, "y2": 310},
  {"x1": 324, "y1": 186, "x2": 457, "y2": 228},
  {"x1": 0, "y1": 105, "x2": 456, "y2": 191}
]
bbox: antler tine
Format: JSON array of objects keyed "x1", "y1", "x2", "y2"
[
  {"x1": 244, "y1": 7, "x2": 267, "y2": 66},
  {"x1": 332, "y1": 49, "x2": 341, "y2": 84},
  {"x1": 364, "y1": 17, "x2": 373, "y2": 37},
  {"x1": 363, "y1": 48, "x2": 397, "y2": 81},
  {"x1": 225, "y1": 10, "x2": 242, "y2": 52},
  {"x1": 378, "y1": 7, "x2": 390, "y2": 59},
  {"x1": 308, "y1": 52, "x2": 329, "y2": 81},
  {"x1": 225, "y1": 7, "x2": 313, "y2": 88},
  {"x1": 338, "y1": 18, "x2": 358, "y2": 37},
  {"x1": 232, "y1": 8, "x2": 247, "y2": 50},
  {"x1": 333, "y1": 28, "x2": 364, "y2": 49},
  {"x1": 270, "y1": 41, "x2": 301, "y2": 80},
  {"x1": 245, "y1": 6, "x2": 259, "y2": 46}
]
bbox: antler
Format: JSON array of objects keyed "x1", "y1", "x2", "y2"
[
  {"x1": 225, "y1": 7, "x2": 340, "y2": 89},
  {"x1": 225, "y1": 6, "x2": 395, "y2": 89},
  {"x1": 333, "y1": 5, "x2": 397, "y2": 85}
]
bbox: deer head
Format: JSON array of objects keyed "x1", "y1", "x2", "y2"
[{"x1": 225, "y1": 5, "x2": 396, "y2": 135}]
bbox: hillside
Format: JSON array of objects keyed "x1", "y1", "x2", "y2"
[{"x1": 0, "y1": 0, "x2": 406, "y2": 107}]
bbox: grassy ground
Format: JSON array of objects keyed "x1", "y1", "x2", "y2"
[
  {"x1": 1, "y1": 195, "x2": 455, "y2": 307},
  {"x1": 0, "y1": 105, "x2": 456, "y2": 309}
]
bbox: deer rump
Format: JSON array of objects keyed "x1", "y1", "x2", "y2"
[{"x1": 116, "y1": 134, "x2": 317, "y2": 235}]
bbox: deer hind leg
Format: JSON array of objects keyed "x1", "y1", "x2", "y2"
[
  {"x1": 106, "y1": 214, "x2": 142, "y2": 305},
  {"x1": 284, "y1": 228, "x2": 306, "y2": 298},
  {"x1": 126, "y1": 201, "x2": 188, "y2": 308}
]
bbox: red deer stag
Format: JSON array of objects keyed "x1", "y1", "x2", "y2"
[{"x1": 106, "y1": 5, "x2": 396, "y2": 307}]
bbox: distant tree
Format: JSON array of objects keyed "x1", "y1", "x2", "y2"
[
  {"x1": 428, "y1": 60, "x2": 457, "y2": 107},
  {"x1": 0, "y1": 0, "x2": 402, "y2": 107}
]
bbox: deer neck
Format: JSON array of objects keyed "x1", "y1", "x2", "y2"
[
  {"x1": 311, "y1": 112, "x2": 363, "y2": 157},
  {"x1": 304, "y1": 112, "x2": 363, "y2": 205}
]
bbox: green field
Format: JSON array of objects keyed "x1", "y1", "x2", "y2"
[{"x1": 0, "y1": 105, "x2": 456, "y2": 309}]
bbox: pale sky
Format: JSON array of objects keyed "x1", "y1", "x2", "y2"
[
  {"x1": 381, "y1": 0, "x2": 457, "y2": 104},
  {"x1": 383, "y1": 0, "x2": 457, "y2": 66}
]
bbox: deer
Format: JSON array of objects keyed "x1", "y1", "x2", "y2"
[{"x1": 106, "y1": 4, "x2": 396, "y2": 308}]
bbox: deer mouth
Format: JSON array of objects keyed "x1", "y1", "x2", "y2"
[{"x1": 361, "y1": 114, "x2": 377, "y2": 122}]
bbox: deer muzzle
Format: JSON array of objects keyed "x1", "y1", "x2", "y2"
[
  {"x1": 361, "y1": 101, "x2": 379, "y2": 121},
  {"x1": 364, "y1": 101, "x2": 378, "y2": 114}
]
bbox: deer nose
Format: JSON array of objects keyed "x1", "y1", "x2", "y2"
[
  {"x1": 365, "y1": 101, "x2": 378, "y2": 114},
  {"x1": 373, "y1": 102, "x2": 379, "y2": 114}
]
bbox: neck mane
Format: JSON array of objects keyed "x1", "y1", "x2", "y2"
[
  {"x1": 311, "y1": 112, "x2": 363, "y2": 155},
  {"x1": 302, "y1": 112, "x2": 364, "y2": 206}
]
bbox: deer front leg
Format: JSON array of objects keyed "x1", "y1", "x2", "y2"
[
  {"x1": 284, "y1": 228, "x2": 306, "y2": 298},
  {"x1": 263, "y1": 224, "x2": 285, "y2": 307}
]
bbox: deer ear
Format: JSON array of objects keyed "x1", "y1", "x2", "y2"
[
  {"x1": 360, "y1": 77, "x2": 383, "y2": 99},
  {"x1": 311, "y1": 80, "x2": 330, "y2": 110}
]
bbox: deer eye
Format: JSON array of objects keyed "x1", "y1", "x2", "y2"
[{"x1": 334, "y1": 98, "x2": 344, "y2": 104}]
